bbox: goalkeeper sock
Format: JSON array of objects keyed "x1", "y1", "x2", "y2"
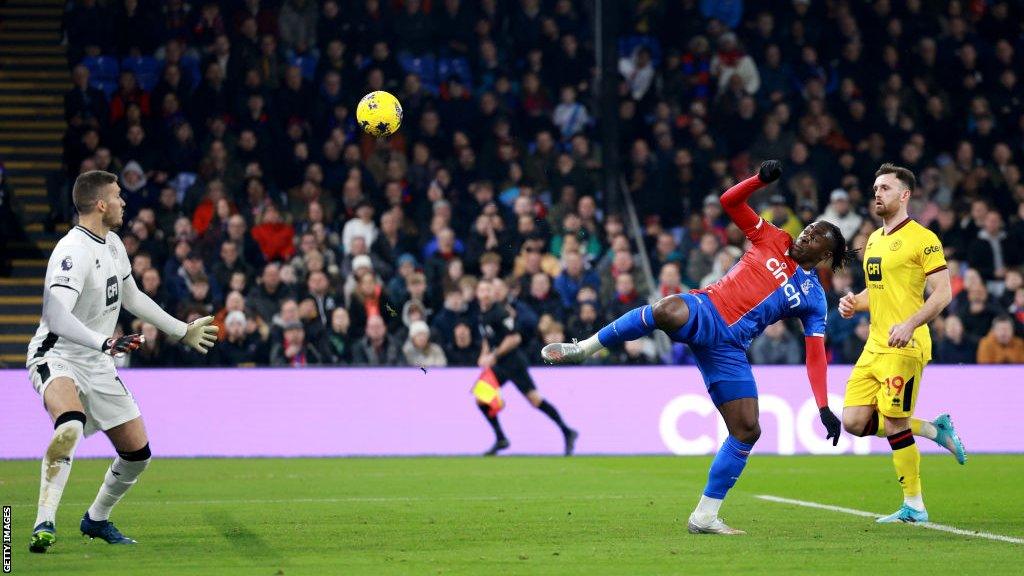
[
  {"x1": 587, "y1": 305, "x2": 654, "y2": 353},
  {"x1": 87, "y1": 444, "x2": 151, "y2": 521},
  {"x1": 477, "y1": 403, "x2": 506, "y2": 441},
  {"x1": 36, "y1": 412, "x2": 85, "y2": 526},
  {"x1": 702, "y1": 435, "x2": 753, "y2": 502},
  {"x1": 887, "y1": 430, "x2": 924, "y2": 510},
  {"x1": 537, "y1": 400, "x2": 570, "y2": 434},
  {"x1": 873, "y1": 416, "x2": 937, "y2": 441}
]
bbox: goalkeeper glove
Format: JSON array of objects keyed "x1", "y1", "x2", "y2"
[
  {"x1": 180, "y1": 315, "x2": 219, "y2": 354},
  {"x1": 819, "y1": 407, "x2": 842, "y2": 446},
  {"x1": 758, "y1": 160, "x2": 783, "y2": 184},
  {"x1": 102, "y1": 334, "x2": 145, "y2": 357}
]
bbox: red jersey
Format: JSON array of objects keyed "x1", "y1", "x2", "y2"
[{"x1": 700, "y1": 220, "x2": 797, "y2": 325}]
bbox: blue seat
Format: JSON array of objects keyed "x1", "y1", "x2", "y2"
[
  {"x1": 121, "y1": 56, "x2": 160, "y2": 91},
  {"x1": 89, "y1": 79, "x2": 118, "y2": 99},
  {"x1": 178, "y1": 55, "x2": 201, "y2": 88},
  {"x1": 290, "y1": 54, "x2": 319, "y2": 81},
  {"x1": 398, "y1": 53, "x2": 437, "y2": 85},
  {"x1": 437, "y1": 57, "x2": 472, "y2": 87},
  {"x1": 81, "y1": 56, "x2": 119, "y2": 83}
]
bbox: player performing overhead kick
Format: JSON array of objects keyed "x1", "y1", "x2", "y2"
[
  {"x1": 27, "y1": 171, "x2": 218, "y2": 553},
  {"x1": 543, "y1": 161, "x2": 846, "y2": 535},
  {"x1": 838, "y1": 163, "x2": 966, "y2": 525}
]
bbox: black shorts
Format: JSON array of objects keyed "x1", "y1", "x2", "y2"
[{"x1": 491, "y1": 362, "x2": 536, "y2": 395}]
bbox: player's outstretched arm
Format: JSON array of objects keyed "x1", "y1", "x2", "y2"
[
  {"x1": 42, "y1": 285, "x2": 109, "y2": 351},
  {"x1": 805, "y1": 335, "x2": 841, "y2": 446},
  {"x1": 122, "y1": 278, "x2": 219, "y2": 353},
  {"x1": 719, "y1": 160, "x2": 782, "y2": 231},
  {"x1": 121, "y1": 277, "x2": 188, "y2": 339}
]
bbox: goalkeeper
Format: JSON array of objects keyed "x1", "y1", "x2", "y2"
[{"x1": 27, "y1": 170, "x2": 219, "y2": 553}]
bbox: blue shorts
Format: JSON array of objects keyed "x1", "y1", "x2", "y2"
[{"x1": 672, "y1": 293, "x2": 758, "y2": 406}]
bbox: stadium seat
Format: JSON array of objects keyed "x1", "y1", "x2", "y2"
[
  {"x1": 617, "y1": 35, "x2": 662, "y2": 66},
  {"x1": 81, "y1": 56, "x2": 120, "y2": 84},
  {"x1": 437, "y1": 57, "x2": 472, "y2": 87},
  {"x1": 90, "y1": 79, "x2": 118, "y2": 99},
  {"x1": 290, "y1": 54, "x2": 319, "y2": 81},
  {"x1": 399, "y1": 53, "x2": 437, "y2": 86},
  {"x1": 121, "y1": 56, "x2": 161, "y2": 91},
  {"x1": 178, "y1": 55, "x2": 201, "y2": 88}
]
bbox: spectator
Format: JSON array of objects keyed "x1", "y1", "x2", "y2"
[
  {"x1": 131, "y1": 322, "x2": 168, "y2": 367},
  {"x1": 248, "y1": 263, "x2": 294, "y2": 323},
  {"x1": 523, "y1": 272, "x2": 564, "y2": 321},
  {"x1": 342, "y1": 201, "x2": 378, "y2": 254},
  {"x1": 324, "y1": 307, "x2": 353, "y2": 364},
  {"x1": 444, "y1": 322, "x2": 481, "y2": 367},
  {"x1": 618, "y1": 46, "x2": 655, "y2": 102},
  {"x1": 352, "y1": 315, "x2": 404, "y2": 366},
  {"x1": 251, "y1": 204, "x2": 296, "y2": 262},
  {"x1": 977, "y1": 315, "x2": 1024, "y2": 364},
  {"x1": 967, "y1": 211, "x2": 1022, "y2": 287},
  {"x1": 271, "y1": 321, "x2": 326, "y2": 366},
  {"x1": 818, "y1": 189, "x2": 863, "y2": 241},
  {"x1": 711, "y1": 32, "x2": 760, "y2": 96},
  {"x1": 934, "y1": 315, "x2": 978, "y2": 365},
  {"x1": 212, "y1": 311, "x2": 263, "y2": 366},
  {"x1": 554, "y1": 250, "x2": 600, "y2": 309},
  {"x1": 749, "y1": 321, "x2": 802, "y2": 365},
  {"x1": 959, "y1": 283, "x2": 999, "y2": 341},
  {"x1": 65, "y1": 65, "x2": 108, "y2": 132},
  {"x1": 279, "y1": 0, "x2": 318, "y2": 54},
  {"x1": 402, "y1": 320, "x2": 447, "y2": 367}
]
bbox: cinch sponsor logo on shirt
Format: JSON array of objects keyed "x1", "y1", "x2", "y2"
[{"x1": 766, "y1": 258, "x2": 801, "y2": 309}]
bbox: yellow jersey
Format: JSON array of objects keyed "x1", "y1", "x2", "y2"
[{"x1": 862, "y1": 218, "x2": 947, "y2": 362}]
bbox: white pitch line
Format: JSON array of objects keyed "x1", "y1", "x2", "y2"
[{"x1": 757, "y1": 494, "x2": 1024, "y2": 545}]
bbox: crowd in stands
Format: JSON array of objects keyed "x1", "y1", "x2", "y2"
[{"x1": 38, "y1": 0, "x2": 1024, "y2": 367}]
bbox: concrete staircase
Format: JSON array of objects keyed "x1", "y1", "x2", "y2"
[{"x1": 0, "y1": 0, "x2": 68, "y2": 366}]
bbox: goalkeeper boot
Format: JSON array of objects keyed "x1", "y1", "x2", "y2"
[
  {"x1": 687, "y1": 513, "x2": 746, "y2": 535},
  {"x1": 541, "y1": 340, "x2": 586, "y2": 365},
  {"x1": 80, "y1": 512, "x2": 137, "y2": 544},
  {"x1": 876, "y1": 504, "x2": 929, "y2": 524},
  {"x1": 29, "y1": 521, "x2": 56, "y2": 553},
  {"x1": 483, "y1": 438, "x2": 510, "y2": 456},
  {"x1": 932, "y1": 413, "x2": 967, "y2": 465}
]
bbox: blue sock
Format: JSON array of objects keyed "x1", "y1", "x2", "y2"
[
  {"x1": 703, "y1": 436, "x2": 754, "y2": 499},
  {"x1": 597, "y1": 305, "x2": 654, "y2": 347}
]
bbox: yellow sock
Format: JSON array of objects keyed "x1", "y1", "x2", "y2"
[
  {"x1": 875, "y1": 417, "x2": 932, "y2": 439},
  {"x1": 887, "y1": 430, "x2": 922, "y2": 500}
]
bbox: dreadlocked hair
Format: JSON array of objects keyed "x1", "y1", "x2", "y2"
[{"x1": 821, "y1": 221, "x2": 859, "y2": 271}]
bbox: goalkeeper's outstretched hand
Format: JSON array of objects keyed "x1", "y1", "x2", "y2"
[
  {"x1": 102, "y1": 334, "x2": 145, "y2": 357},
  {"x1": 819, "y1": 407, "x2": 842, "y2": 446},
  {"x1": 758, "y1": 160, "x2": 783, "y2": 184},
  {"x1": 181, "y1": 315, "x2": 219, "y2": 354}
]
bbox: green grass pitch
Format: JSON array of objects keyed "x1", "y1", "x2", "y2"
[{"x1": 2, "y1": 455, "x2": 1021, "y2": 575}]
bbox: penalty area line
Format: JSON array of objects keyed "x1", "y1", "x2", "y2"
[{"x1": 757, "y1": 494, "x2": 1024, "y2": 545}]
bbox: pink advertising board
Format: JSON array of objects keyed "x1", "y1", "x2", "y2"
[{"x1": 0, "y1": 366, "x2": 1019, "y2": 458}]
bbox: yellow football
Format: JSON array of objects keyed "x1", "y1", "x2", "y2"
[{"x1": 356, "y1": 90, "x2": 403, "y2": 137}]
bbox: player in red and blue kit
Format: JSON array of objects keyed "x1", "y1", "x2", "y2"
[{"x1": 543, "y1": 161, "x2": 849, "y2": 534}]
